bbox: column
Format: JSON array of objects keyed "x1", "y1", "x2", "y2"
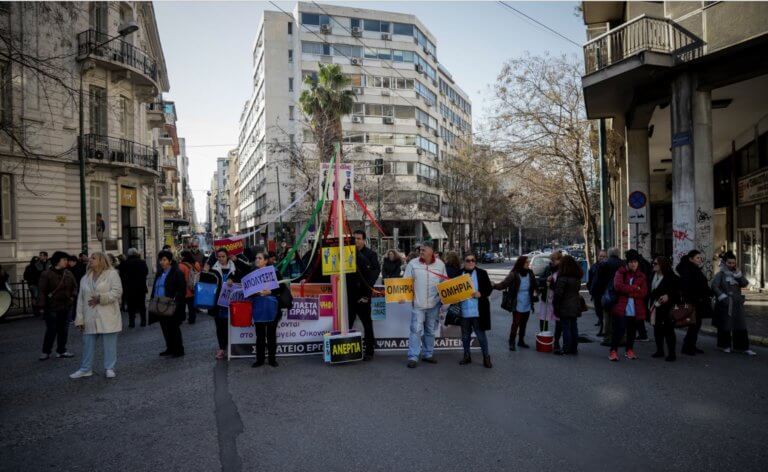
[
  {"x1": 626, "y1": 128, "x2": 652, "y2": 259},
  {"x1": 671, "y1": 73, "x2": 696, "y2": 266},
  {"x1": 693, "y1": 86, "x2": 714, "y2": 278}
]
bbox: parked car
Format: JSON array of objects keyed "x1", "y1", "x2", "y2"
[{"x1": 480, "y1": 252, "x2": 497, "y2": 263}]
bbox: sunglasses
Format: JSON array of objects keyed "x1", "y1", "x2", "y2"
[{"x1": 465, "y1": 259, "x2": 476, "y2": 262}]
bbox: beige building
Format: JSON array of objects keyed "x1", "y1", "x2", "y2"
[
  {"x1": 226, "y1": 149, "x2": 240, "y2": 234},
  {"x1": 0, "y1": 2, "x2": 170, "y2": 280}
]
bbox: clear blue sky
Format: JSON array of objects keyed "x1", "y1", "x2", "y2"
[{"x1": 153, "y1": 1, "x2": 585, "y2": 223}]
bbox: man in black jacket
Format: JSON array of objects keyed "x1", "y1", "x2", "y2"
[
  {"x1": 346, "y1": 230, "x2": 381, "y2": 361},
  {"x1": 119, "y1": 249, "x2": 149, "y2": 327},
  {"x1": 595, "y1": 247, "x2": 624, "y2": 345}
]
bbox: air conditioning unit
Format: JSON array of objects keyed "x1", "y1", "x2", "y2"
[
  {"x1": 351, "y1": 57, "x2": 362, "y2": 66},
  {"x1": 94, "y1": 150, "x2": 104, "y2": 160},
  {"x1": 352, "y1": 115, "x2": 363, "y2": 123},
  {"x1": 383, "y1": 117, "x2": 394, "y2": 125},
  {"x1": 352, "y1": 87, "x2": 364, "y2": 95},
  {"x1": 381, "y1": 33, "x2": 391, "y2": 41},
  {"x1": 415, "y1": 64, "x2": 424, "y2": 73},
  {"x1": 381, "y1": 89, "x2": 390, "y2": 96},
  {"x1": 416, "y1": 148, "x2": 423, "y2": 155},
  {"x1": 415, "y1": 120, "x2": 422, "y2": 128},
  {"x1": 423, "y1": 97, "x2": 432, "y2": 107},
  {"x1": 385, "y1": 146, "x2": 394, "y2": 154},
  {"x1": 320, "y1": 24, "x2": 332, "y2": 34},
  {"x1": 351, "y1": 26, "x2": 362, "y2": 37}
]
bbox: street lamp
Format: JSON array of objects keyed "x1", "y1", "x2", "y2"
[{"x1": 78, "y1": 23, "x2": 140, "y2": 255}]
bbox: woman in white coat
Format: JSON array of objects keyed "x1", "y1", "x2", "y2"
[{"x1": 70, "y1": 252, "x2": 123, "y2": 379}]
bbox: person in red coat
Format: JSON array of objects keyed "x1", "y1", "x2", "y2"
[{"x1": 609, "y1": 252, "x2": 648, "y2": 361}]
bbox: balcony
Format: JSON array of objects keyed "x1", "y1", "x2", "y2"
[
  {"x1": 77, "y1": 29, "x2": 159, "y2": 91},
  {"x1": 83, "y1": 134, "x2": 158, "y2": 173},
  {"x1": 146, "y1": 102, "x2": 165, "y2": 128}
]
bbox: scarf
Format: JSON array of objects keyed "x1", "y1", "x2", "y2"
[{"x1": 719, "y1": 262, "x2": 742, "y2": 286}]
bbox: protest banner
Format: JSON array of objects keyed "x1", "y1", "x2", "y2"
[
  {"x1": 318, "y1": 294, "x2": 334, "y2": 317},
  {"x1": 241, "y1": 266, "x2": 279, "y2": 298},
  {"x1": 437, "y1": 273, "x2": 475, "y2": 305},
  {"x1": 384, "y1": 277, "x2": 414, "y2": 303},
  {"x1": 371, "y1": 291, "x2": 386, "y2": 321},
  {"x1": 323, "y1": 332, "x2": 363, "y2": 364},
  {"x1": 321, "y1": 245, "x2": 356, "y2": 275},
  {"x1": 214, "y1": 237, "x2": 245, "y2": 256},
  {"x1": 287, "y1": 297, "x2": 320, "y2": 321},
  {"x1": 217, "y1": 283, "x2": 242, "y2": 308}
]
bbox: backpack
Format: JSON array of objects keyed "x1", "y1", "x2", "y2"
[{"x1": 182, "y1": 262, "x2": 200, "y2": 291}]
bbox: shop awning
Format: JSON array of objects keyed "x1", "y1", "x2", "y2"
[{"x1": 423, "y1": 221, "x2": 448, "y2": 240}]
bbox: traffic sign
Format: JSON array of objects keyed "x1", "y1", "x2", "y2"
[{"x1": 628, "y1": 190, "x2": 647, "y2": 223}]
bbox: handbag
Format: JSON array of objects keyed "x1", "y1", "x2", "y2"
[
  {"x1": 670, "y1": 303, "x2": 696, "y2": 327},
  {"x1": 444, "y1": 304, "x2": 463, "y2": 326},
  {"x1": 148, "y1": 296, "x2": 176, "y2": 317},
  {"x1": 501, "y1": 288, "x2": 516, "y2": 312}
]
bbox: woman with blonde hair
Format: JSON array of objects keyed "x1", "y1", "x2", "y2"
[{"x1": 70, "y1": 253, "x2": 124, "y2": 379}]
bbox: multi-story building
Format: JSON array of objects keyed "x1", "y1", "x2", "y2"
[
  {"x1": 235, "y1": 2, "x2": 472, "y2": 253},
  {"x1": 0, "y1": 2, "x2": 170, "y2": 279},
  {"x1": 226, "y1": 149, "x2": 240, "y2": 234},
  {"x1": 209, "y1": 156, "x2": 231, "y2": 238},
  {"x1": 581, "y1": 1, "x2": 768, "y2": 288}
]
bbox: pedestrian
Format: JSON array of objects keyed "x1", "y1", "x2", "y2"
[
  {"x1": 23, "y1": 255, "x2": 44, "y2": 303},
  {"x1": 267, "y1": 251, "x2": 278, "y2": 267},
  {"x1": 676, "y1": 250, "x2": 713, "y2": 356},
  {"x1": 494, "y1": 255, "x2": 537, "y2": 350},
  {"x1": 711, "y1": 251, "x2": 755, "y2": 356},
  {"x1": 609, "y1": 251, "x2": 648, "y2": 361},
  {"x1": 405, "y1": 250, "x2": 419, "y2": 264},
  {"x1": 588, "y1": 249, "x2": 607, "y2": 333},
  {"x1": 37, "y1": 251, "x2": 78, "y2": 360},
  {"x1": 281, "y1": 251, "x2": 306, "y2": 280},
  {"x1": 188, "y1": 238, "x2": 206, "y2": 267},
  {"x1": 553, "y1": 255, "x2": 584, "y2": 356},
  {"x1": 346, "y1": 230, "x2": 381, "y2": 361},
  {"x1": 458, "y1": 253, "x2": 493, "y2": 368},
  {"x1": 381, "y1": 249, "x2": 403, "y2": 278},
  {"x1": 625, "y1": 249, "x2": 652, "y2": 342},
  {"x1": 443, "y1": 251, "x2": 462, "y2": 278},
  {"x1": 70, "y1": 252, "x2": 123, "y2": 379},
  {"x1": 66, "y1": 255, "x2": 80, "y2": 322},
  {"x1": 208, "y1": 248, "x2": 236, "y2": 360},
  {"x1": 403, "y1": 240, "x2": 446, "y2": 368},
  {"x1": 595, "y1": 247, "x2": 624, "y2": 343},
  {"x1": 537, "y1": 251, "x2": 563, "y2": 350},
  {"x1": 277, "y1": 241, "x2": 290, "y2": 263},
  {"x1": 150, "y1": 250, "x2": 187, "y2": 358},
  {"x1": 119, "y1": 248, "x2": 149, "y2": 328},
  {"x1": 649, "y1": 256, "x2": 680, "y2": 362},
  {"x1": 178, "y1": 250, "x2": 199, "y2": 324},
  {"x1": 249, "y1": 251, "x2": 283, "y2": 368}
]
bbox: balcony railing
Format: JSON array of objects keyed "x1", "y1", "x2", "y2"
[
  {"x1": 583, "y1": 15, "x2": 702, "y2": 75},
  {"x1": 77, "y1": 29, "x2": 158, "y2": 83},
  {"x1": 83, "y1": 134, "x2": 158, "y2": 171}
]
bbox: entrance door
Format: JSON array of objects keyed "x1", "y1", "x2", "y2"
[
  {"x1": 129, "y1": 227, "x2": 146, "y2": 260},
  {"x1": 121, "y1": 206, "x2": 137, "y2": 255}
]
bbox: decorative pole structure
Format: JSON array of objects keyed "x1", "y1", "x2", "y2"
[{"x1": 334, "y1": 142, "x2": 348, "y2": 334}]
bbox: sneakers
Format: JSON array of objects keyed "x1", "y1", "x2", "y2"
[
  {"x1": 215, "y1": 349, "x2": 226, "y2": 360},
  {"x1": 105, "y1": 369, "x2": 116, "y2": 379},
  {"x1": 39, "y1": 353, "x2": 50, "y2": 361},
  {"x1": 608, "y1": 350, "x2": 619, "y2": 362},
  {"x1": 69, "y1": 370, "x2": 93, "y2": 379},
  {"x1": 56, "y1": 352, "x2": 75, "y2": 358},
  {"x1": 719, "y1": 347, "x2": 732, "y2": 353},
  {"x1": 625, "y1": 349, "x2": 638, "y2": 360},
  {"x1": 742, "y1": 349, "x2": 757, "y2": 356},
  {"x1": 518, "y1": 342, "x2": 530, "y2": 349}
]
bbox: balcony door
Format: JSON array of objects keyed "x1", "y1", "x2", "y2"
[
  {"x1": 89, "y1": 86, "x2": 107, "y2": 137},
  {"x1": 89, "y1": 2, "x2": 107, "y2": 34}
]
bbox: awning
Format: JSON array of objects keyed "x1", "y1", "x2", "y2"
[{"x1": 423, "y1": 221, "x2": 448, "y2": 240}]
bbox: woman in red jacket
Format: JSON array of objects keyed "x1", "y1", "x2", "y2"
[{"x1": 609, "y1": 253, "x2": 648, "y2": 361}]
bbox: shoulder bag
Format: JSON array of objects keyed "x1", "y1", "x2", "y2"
[
  {"x1": 444, "y1": 303, "x2": 463, "y2": 326},
  {"x1": 670, "y1": 303, "x2": 696, "y2": 327},
  {"x1": 148, "y1": 296, "x2": 177, "y2": 317}
]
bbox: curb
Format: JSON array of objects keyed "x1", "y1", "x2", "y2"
[{"x1": 699, "y1": 325, "x2": 768, "y2": 347}]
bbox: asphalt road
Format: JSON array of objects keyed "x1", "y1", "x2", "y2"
[{"x1": 2, "y1": 263, "x2": 767, "y2": 472}]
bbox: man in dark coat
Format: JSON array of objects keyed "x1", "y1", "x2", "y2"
[
  {"x1": 119, "y1": 248, "x2": 149, "y2": 327},
  {"x1": 346, "y1": 230, "x2": 381, "y2": 360},
  {"x1": 595, "y1": 247, "x2": 624, "y2": 345},
  {"x1": 587, "y1": 249, "x2": 607, "y2": 334}
]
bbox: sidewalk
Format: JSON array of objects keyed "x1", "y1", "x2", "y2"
[{"x1": 701, "y1": 292, "x2": 768, "y2": 346}]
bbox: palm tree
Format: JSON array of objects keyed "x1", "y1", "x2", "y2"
[{"x1": 299, "y1": 63, "x2": 356, "y2": 163}]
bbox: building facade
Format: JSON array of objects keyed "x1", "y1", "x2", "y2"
[
  {"x1": 582, "y1": 1, "x2": 768, "y2": 288},
  {"x1": 235, "y1": 2, "x2": 472, "y2": 253},
  {"x1": 0, "y1": 2, "x2": 172, "y2": 279},
  {"x1": 209, "y1": 156, "x2": 231, "y2": 238}
]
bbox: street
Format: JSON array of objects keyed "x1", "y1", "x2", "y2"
[{"x1": 1, "y1": 264, "x2": 767, "y2": 472}]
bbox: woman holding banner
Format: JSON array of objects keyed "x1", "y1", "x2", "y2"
[
  {"x1": 248, "y1": 251, "x2": 284, "y2": 368},
  {"x1": 208, "y1": 248, "x2": 236, "y2": 360}
]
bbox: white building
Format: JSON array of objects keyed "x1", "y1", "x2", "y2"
[{"x1": 236, "y1": 2, "x2": 472, "y2": 252}]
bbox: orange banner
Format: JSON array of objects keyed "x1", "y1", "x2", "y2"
[{"x1": 214, "y1": 238, "x2": 244, "y2": 256}]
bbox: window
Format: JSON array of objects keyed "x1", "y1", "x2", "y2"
[
  {"x1": 288, "y1": 106, "x2": 294, "y2": 121},
  {"x1": 301, "y1": 13, "x2": 329, "y2": 25},
  {"x1": 333, "y1": 44, "x2": 362, "y2": 58},
  {"x1": 0, "y1": 62, "x2": 8, "y2": 123},
  {"x1": 288, "y1": 77, "x2": 294, "y2": 92},
  {"x1": 363, "y1": 19, "x2": 380, "y2": 32},
  {"x1": 120, "y1": 96, "x2": 133, "y2": 140},
  {"x1": 288, "y1": 21, "x2": 293, "y2": 34},
  {"x1": 393, "y1": 23, "x2": 413, "y2": 36},
  {"x1": 90, "y1": 2, "x2": 107, "y2": 32},
  {"x1": 89, "y1": 85, "x2": 107, "y2": 135},
  {"x1": 351, "y1": 19, "x2": 360, "y2": 29},
  {"x1": 288, "y1": 49, "x2": 293, "y2": 62},
  {"x1": 0, "y1": 173, "x2": 13, "y2": 239},
  {"x1": 89, "y1": 182, "x2": 108, "y2": 238},
  {"x1": 289, "y1": 134, "x2": 295, "y2": 149},
  {"x1": 145, "y1": 195, "x2": 152, "y2": 234},
  {"x1": 290, "y1": 192, "x2": 296, "y2": 203},
  {"x1": 301, "y1": 42, "x2": 329, "y2": 56}
]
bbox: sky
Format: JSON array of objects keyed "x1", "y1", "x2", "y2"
[{"x1": 153, "y1": 0, "x2": 586, "y2": 224}]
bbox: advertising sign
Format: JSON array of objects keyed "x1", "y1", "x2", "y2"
[
  {"x1": 437, "y1": 274, "x2": 475, "y2": 305},
  {"x1": 384, "y1": 277, "x2": 414, "y2": 303},
  {"x1": 241, "y1": 266, "x2": 280, "y2": 298}
]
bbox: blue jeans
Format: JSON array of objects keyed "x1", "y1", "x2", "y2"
[
  {"x1": 79, "y1": 333, "x2": 118, "y2": 372},
  {"x1": 408, "y1": 305, "x2": 440, "y2": 361},
  {"x1": 461, "y1": 317, "x2": 489, "y2": 357}
]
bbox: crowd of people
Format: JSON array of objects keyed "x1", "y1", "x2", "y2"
[{"x1": 21, "y1": 234, "x2": 757, "y2": 379}]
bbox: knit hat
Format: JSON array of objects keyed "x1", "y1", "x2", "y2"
[{"x1": 624, "y1": 249, "x2": 640, "y2": 263}]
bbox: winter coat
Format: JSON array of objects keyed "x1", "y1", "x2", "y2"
[
  {"x1": 553, "y1": 275, "x2": 582, "y2": 319},
  {"x1": 118, "y1": 255, "x2": 149, "y2": 300},
  {"x1": 676, "y1": 258, "x2": 713, "y2": 319},
  {"x1": 494, "y1": 268, "x2": 537, "y2": 302},
  {"x1": 594, "y1": 255, "x2": 623, "y2": 299},
  {"x1": 648, "y1": 272, "x2": 680, "y2": 324},
  {"x1": 75, "y1": 269, "x2": 123, "y2": 334},
  {"x1": 150, "y1": 265, "x2": 187, "y2": 323},
  {"x1": 403, "y1": 256, "x2": 447, "y2": 309},
  {"x1": 381, "y1": 258, "x2": 402, "y2": 279},
  {"x1": 346, "y1": 245, "x2": 381, "y2": 299},
  {"x1": 711, "y1": 263, "x2": 749, "y2": 330},
  {"x1": 37, "y1": 268, "x2": 78, "y2": 311},
  {"x1": 24, "y1": 263, "x2": 44, "y2": 287},
  {"x1": 461, "y1": 267, "x2": 493, "y2": 331},
  {"x1": 587, "y1": 261, "x2": 601, "y2": 297},
  {"x1": 611, "y1": 266, "x2": 648, "y2": 320}
]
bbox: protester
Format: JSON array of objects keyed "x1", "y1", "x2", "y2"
[
  {"x1": 494, "y1": 255, "x2": 537, "y2": 350},
  {"x1": 381, "y1": 250, "x2": 403, "y2": 278},
  {"x1": 208, "y1": 248, "x2": 236, "y2": 360},
  {"x1": 711, "y1": 251, "x2": 754, "y2": 356},
  {"x1": 282, "y1": 251, "x2": 306, "y2": 280},
  {"x1": 150, "y1": 250, "x2": 187, "y2": 358},
  {"x1": 188, "y1": 239, "x2": 206, "y2": 267},
  {"x1": 70, "y1": 252, "x2": 123, "y2": 379},
  {"x1": 609, "y1": 252, "x2": 648, "y2": 361},
  {"x1": 37, "y1": 251, "x2": 78, "y2": 360},
  {"x1": 443, "y1": 251, "x2": 462, "y2": 278},
  {"x1": 587, "y1": 249, "x2": 607, "y2": 332},
  {"x1": 595, "y1": 247, "x2": 624, "y2": 343},
  {"x1": 553, "y1": 255, "x2": 584, "y2": 356},
  {"x1": 277, "y1": 241, "x2": 290, "y2": 263},
  {"x1": 267, "y1": 251, "x2": 278, "y2": 267},
  {"x1": 178, "y1": 250, "x2": 199, "y2": 324},
  {"x1": 458, "y1": 253, "x2": 493, "y2": 368},
  {"x1": 649, "y1": 256, "x2": 680, "y2": 362},
  {"x1": 537, "y1": 251, "x2": 563, "y2": 349},
  {"x1": 676, "y1": 250, "x2": 713, "y2": 356},
  {"x1": 625, "y1": 249, "x2": 652, "y2": 342},
  {"x1": 403, "y1": 240, "x2": 446, "y2": 368},
  {"x1": 249, "y1": 251, "x2": 283, "y2": 367},
  {"x1": 346, "y1": 230, "x2": 381, "y2": 361},
  {"x1": 119, "y1": 248, "x2": 149, "y2": 328}
]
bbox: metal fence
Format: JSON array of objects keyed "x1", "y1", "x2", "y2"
[
  {"x1": 77, "y1": 29, "x2": 159, "y2": 82},
  {"x1": 83, "y1": 134, "x2": 158, "y2": 171}
]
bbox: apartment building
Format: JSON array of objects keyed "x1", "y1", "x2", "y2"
[
  {"x1": 236, "y1": 2, "x2": 472, "y2": 253},
  {"x1": 226, "y1": 149, "x2": 241, "y2": 235},
  {"x1": 0, "y1": 2, "x2": 171, "y2": 279},
  {"x1": 209, "y1": 156, "x2": 231, "y2": 238},
  {"x1": 582, "y1": 1, "x2": 768, "y2": 288}
]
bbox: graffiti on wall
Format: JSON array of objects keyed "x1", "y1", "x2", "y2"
[
  {"x1": 672, "y1": 223, "x2": 695, "y2": 266},
  {"x1": 696, "y1": 208, "x2": 714, "y2": 279}
]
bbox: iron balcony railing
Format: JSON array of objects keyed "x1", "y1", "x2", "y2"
[
  {"x1": 83, "y1": 134, "x2": 158, "y2": 171},
  {"x1": 77, "y1": 29, "x2": 158, "y2": 83},
  {"x1": 583, "y1": 15, "x2": 702, "y2": 75}
]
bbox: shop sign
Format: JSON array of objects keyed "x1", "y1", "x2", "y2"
[{"x1": 738, "y1": 169, "x2": 768, "y2": 204}]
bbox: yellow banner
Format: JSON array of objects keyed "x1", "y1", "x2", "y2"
[
  {"x1": 384, "y1": 277, "x2": 414, "y2": 303},
  {"x1": 321, "y1": 245, "x2": 356, "y2": 275},
  {"x1": 437, "y1": 273, "x2": 475, "y2": 305}
]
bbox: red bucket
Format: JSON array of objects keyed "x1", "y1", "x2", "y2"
[
  {"x1": 230, "y1": 301, "x2": 253, "y2": 327},
  {"x1": 536, "y1": 331, "x2": 554, "y2": 353}
]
